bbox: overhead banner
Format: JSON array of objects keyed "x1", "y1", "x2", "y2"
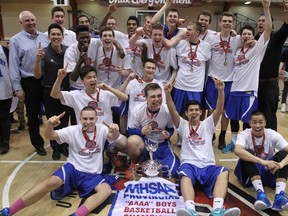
[
  {"x1": 108, "y1": 177, "x2": 185, "y2": 216},
  {"x1": 99, "y1": 0, "x2": 201, "y2": 7}
]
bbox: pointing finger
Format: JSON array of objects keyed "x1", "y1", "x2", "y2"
[
  {"x1": 57, "y1": 111, "x2": 66, "y2": 119},
  {"x1": 64, "y1": 63, "x2": 68, "y2": 71},
  {"x1": 38, "y1": 42, "x2": 41, "y2": 49}
]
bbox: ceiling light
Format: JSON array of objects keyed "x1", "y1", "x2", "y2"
[{"x1": 244, "y1": 1, "x2": 251, "y2": 4}]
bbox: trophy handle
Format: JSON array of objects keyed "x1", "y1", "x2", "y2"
[{"x1": 162, "y1": 164, "x2": 172, "y2": 179}]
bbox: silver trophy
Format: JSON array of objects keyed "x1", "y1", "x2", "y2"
[{"x1": 134, "y1": 138, "x2": 171, "y2": 178}]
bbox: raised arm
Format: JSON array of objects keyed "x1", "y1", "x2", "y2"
[
  {"x1": 151, "y1": 0, "x2": 172, "y2": 24},
  {"x1": 164, "y1": 83, "x2": 180, "y2": 128},
  {"x1": 50, "y1": 67, "x2": 67, "y2": 100},
  {"x1": 118, "y1": 72, "x2": 137, "y2": 93},
  {"x1": 212, "y1": 79, "x2": 225, "y2": 126},
  {"x1": 44, "y1": 112, "x2": 65, "y2": 141},
  {"x1": 97, "y1": 83, "x2": 128, "y2": 101},
  {"x1": 99, "y1": 4, "x2": 117, "y2": 29},
  {"x1": 104, "y1": 121, "x2": 120, "y2": 142},
  {"x1": 262, "y1": 0, "x2": 272, "y2": 43},
  {"x1": 34, "y1": 42, "x2": 45, "y2": 79},
  {"x1": 163, "y1": 31, "x2": 185, "y2": 48},
  {"x1": 129, "y1": 27, "x2": 145, "y2": 47}
]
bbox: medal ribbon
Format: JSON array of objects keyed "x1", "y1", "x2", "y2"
[
  {"x1": 82, "y1": 126, "x2": 97, "y2": 142},
  {"x1": 85, "y1": 89, "x2": 100, "y2": 102},
  {"x1": 188, "y1": 122, "x2": 200, "y2": 138},
  {"x1": 153, "y1": 45, "x2": 164, "y2": 62},
  {"x1": 103, "y1": 46, "x2": 114, "y2": 79},
  {"x1": 146, "y1": 107, "x2": 160, "y2": 119},
  {"x1": 189, "y1": 40, "x2": 200, "y2": 71},
  {"x1": 251, "y1": 132, "x2": 267, "y2": 158},
  {"x1": 219, "y1": 34, "x2": 231, "y2": 65}
]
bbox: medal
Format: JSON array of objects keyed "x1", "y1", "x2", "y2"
[
  {"x1": 223, "y1": 62, "x2": 227, "y2": 66},
  {"x1": 103, "y1": 57, "x2": 111, "y2": 66},
  {"x1": 219, "y1": 34, "x2": 231, "y2": 67},
  {"x1": 154, "y1": 54, "x2": 161, "y2": 61},
  {"x1": 84, "y1": 57, "x2": 92, "y2": 66},
  {"x1": 132, "y1": 59, "x2": 135, "y2": 64},
  {"x1": 153, "y1": 45, "x2": 163, "y2": 62},
  {"x1": 188, "y1": 51, "x2": 197, "y2": 60}
]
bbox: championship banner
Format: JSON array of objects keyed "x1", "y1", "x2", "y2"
[
  {"x1": 99, "y1": 0, "x2": 201, "y2": 8},
  {"x1": 108, "y1": 177, "x2": 185, "y2": 216}
]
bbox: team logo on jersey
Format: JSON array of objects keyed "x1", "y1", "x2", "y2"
[
  {"x1": 88, "y1": 101, "x2": 104, "y2": 116},
  {"x1": 187, "y1": 135, "x2": 205, "y2": 148},
  {"x1": 84, "y1": 57, "x2": 93, "y2": 66},
  {"x1": 79, "y1": 140, "x2": 101, "y2": 157},
  {"x1": 134, "y1": 88, "x2": 146, "y2": 102},
  {"x1": 182, "y1": 57, "x2": 200, "y2": 67},
  {"x1": 211, "y1": 44, "x2": 233, "y2": 54},
  {"x1": 235, "y1": 54, "x2": 249, "y2": 65}
]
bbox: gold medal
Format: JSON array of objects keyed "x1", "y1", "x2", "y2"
[{"x1": 224, "y1": 62, "x2": 227, "y2": 66}]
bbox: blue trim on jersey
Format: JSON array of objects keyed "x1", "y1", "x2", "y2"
[{"x1": 128, "y1": 127, "x2": 143, "y2": 137}]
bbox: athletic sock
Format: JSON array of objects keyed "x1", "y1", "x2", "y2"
[
  {"x1": 213, "y1": 197, "x2": 224, "y2": 210},
  {"x1": 75, "y1": 205, "x2": 89, "y2": 216},
  {"x1": 276, "y1": 182, "x2": 286, "y2": 194},
  {"x1": 184, "y1": 200, "x2": 195, "y2": 211},
  {"x1": 9, "y1": 198, "x2": 26, "y2": 215},
  {"x1": 252, "y1": 179, "x2": 264, "y2": 192}
]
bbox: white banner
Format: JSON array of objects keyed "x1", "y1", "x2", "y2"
[{"x1": 108, "y1": 177, "x2": 185, "y2": 216}]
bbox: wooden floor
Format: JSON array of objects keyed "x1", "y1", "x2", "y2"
[{"x1": 1, "y1": 95, "x2": 288, "y2": 215}]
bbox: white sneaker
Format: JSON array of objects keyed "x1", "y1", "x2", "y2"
[{"x1": 281, "y1": 103, "x2": 286, "y2": 113}]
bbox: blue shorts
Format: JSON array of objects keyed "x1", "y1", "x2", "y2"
[
  {"x1": 139, "y1": 140, "x2": 180, "y2": 177},
  {"x1": 51, "y1": 163, "x2": 107, "y2": 200},
  {"x1": 234, "y1": 158, "x2": 276, "y2": 188},
  {"x1": 225, "y1": 91, "x2": 258, "y2": 123},
  {"x1": 178, "y1": 163, "x2": 228, "y2": 198},
  {"x1": 203, "y1": 77, "x2": 232, "y2": 110},
  {"x1": 112, "y1": 101, "x2": 127, "y2": 116},
  {"x1": 172, "y1": 87, "x2": 203, "y2": 114}
]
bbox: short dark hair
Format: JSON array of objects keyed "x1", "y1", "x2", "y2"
[
  {"x1": 99, "y1": 26, "x2": 115, "y2": 37},
  {"x1": 144, "y1": 83, "x2": 162, "y2": 97},
  {"x1": 220, "y1": 12, "x2": 234, "y2": 22},
  {"x1": 240, "y1": 25, "x2": 255, "y2": 36},
  {"x1": 185, "y1": 100, "x2": 202, "y2": 111},
  {"x1": 167, "y1": 8, "x2": 179, "y2": 17},
  {"x1": 79, "y1": 65, "x2": 97, "y2": 80},
  {"x1": 126, "y1": 16, "x2": 139, "y2": 27},
  {"x1": 143, "y1": 58, "x2": 157, "y2": 67},
  {"x1": 258, "y1": 13, "x2": 274, "y2": 22},
  {"x1": 75, "y1": 25, "x2": 90, "y2": 36},
  {"x1": 81, "y1": 106, "x2": 97, "y2": 116},
  {"x1": 197, "y1": 10, "x2": 212, "y2": 24},
  {"x1": 51, "y1": 6, "x2": 65, "y2": 17},
  {"x1": 250, "y1": 110, "x2": 266, "y2": 121},
  {"x1": 48, "y1": 23, "x2": 63, "y2": 35},
  {"x1": 77, "y1": 15, "x2": 90, "y2": 25}
]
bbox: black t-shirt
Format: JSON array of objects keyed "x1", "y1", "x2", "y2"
[{"x1": 255, "y1": 22, "x2": 288, "y2": 79}]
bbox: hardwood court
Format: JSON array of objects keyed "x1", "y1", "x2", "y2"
[{"x1": 1, "y1": 108, "x2": 288, "y2": 216}]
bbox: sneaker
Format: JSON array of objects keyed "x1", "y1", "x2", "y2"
[
  {"x1": 176, "y1": 208, "x2": 198, "y2": 216},
  {"x1": 210, "y1": 207, "x2": 240, "y2": 216},
  {"x1": 272, "y1": 190, "x2": 288, "y2": 211},
  {"x1": 16, "y1": 125, "x2": 25, "y2": 133},
  {"x1": 281, "y1": 103, "x2": 286, "y2": 113},
  {"x1": 222, "y1": 141, "x2": 235, "y2": 154},
  {"x1": 254, "y1": 189, "x2": 272, "y2": 210},
  {"x1": 218, "y1": 134, "x2": 226, "y2": 150},
  {"x1": 0, "y1": 143, "x2": 10, "y2": 154},
  {"x1": 0, "y1": 207, "x2": 10, "y2": 216}
]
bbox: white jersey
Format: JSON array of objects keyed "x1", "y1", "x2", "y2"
[
  {"x1": 56, "y1": 123, "x2": 108, "y2": 174},
  {"x1": 231, "y1": 34, "x2": 268, "y2": 93},
  {"x1": 0, "y1": 46, "x2": 12, "y2": 100},
  {"x1": 139, "y1": 39, "x2": 178, "y2": 85},
  {"x1": 61, "y1": 89, "x2": 119, "y2": 124},
  {"x1": 64, "y1": 39, "x2": 101, "y2": 89},
  {"x1": 94, "y1": 44, "x2": 132, "y2": 89},
  {"x1": 206, "y1": 33, "x2": 242, "y2": 81},
  {"x1": 108, "y1": 177, "x2": 184, "y2": 216},
  {"x1": 126, "y1": 78, "x2": 166, "y2": 125},
  {"x1": 45, "y1": 28, "x2": 76, "y2": 47},
  {"x1": 199, "y1": 29, "x2": 216, "y2": 41},
  {"x1": 114, "y1": 30, "x2": 129, "y2": 49},
  {"x1": 128, "y1": 103, "x2": 173, "y2": 143},
  {"x1": 236, "y1": 128, "x2": 288, "y2": 160},
  {"x1": 177, "y1": 115, "x2": 216, "y2": 168},
  {"x1": 175, "y1": 39, "x2": 210, "y2": 91},
  {"x1": 126, "y1": 45, "x2": 143, "y2": 78}
]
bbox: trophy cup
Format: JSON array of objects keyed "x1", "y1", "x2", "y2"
[{"x1": 134, "y1": 138, "x2": 171, "y2": 178}]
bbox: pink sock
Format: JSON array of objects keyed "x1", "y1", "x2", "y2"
[
  {"x1": 9, "y1": 198, "x2": 26, "y2": 215},
  {"x1": 74, "y1": 205, "x2": 89, "y2": 216}
]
